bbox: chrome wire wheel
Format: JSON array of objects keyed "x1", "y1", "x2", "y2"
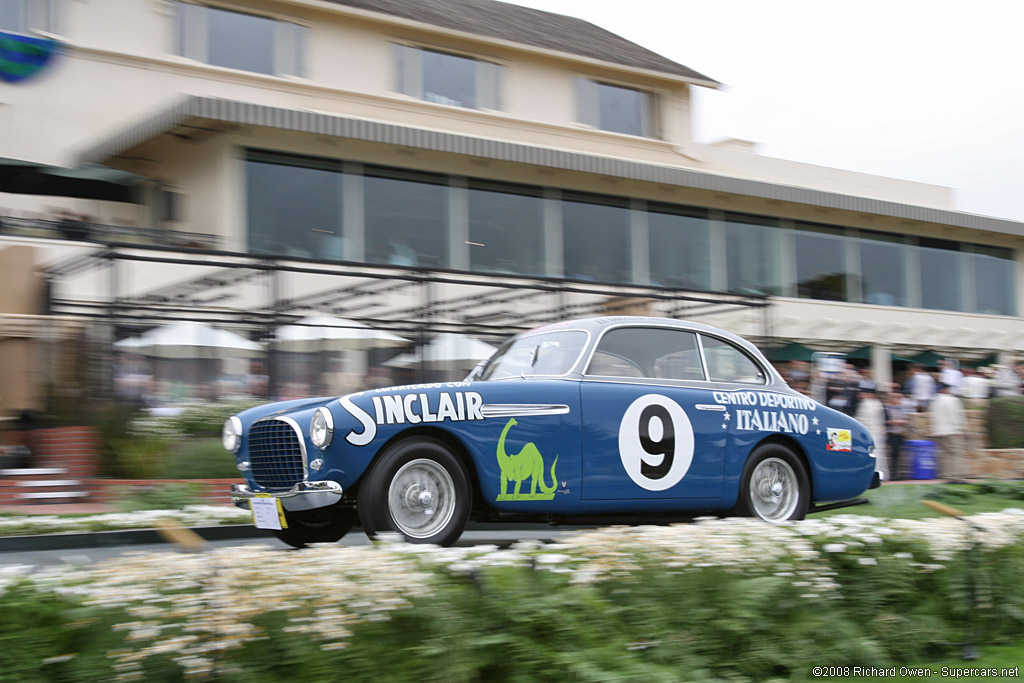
[
  {"x1": 749, "y1": 456, "x2": 799, "y2": 522},
  {"x1": 387, "y1": 458, "x2": 457, "y2": 539}
]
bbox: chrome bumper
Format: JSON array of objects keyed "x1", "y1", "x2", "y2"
[{"x1": 231, "y1": 480, "x2": 344, "y2": 512}]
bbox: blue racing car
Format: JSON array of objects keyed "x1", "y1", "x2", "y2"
[{"x1": 224, "y1": 317, "x2": 880, "y2": 547}]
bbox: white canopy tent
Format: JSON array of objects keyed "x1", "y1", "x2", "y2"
[
  {"x1": 384, "y1": 333, "x2": 498, "y2": 372},
  {"x1": 113, "y1": 320, "x2": 263, "y2": 359},
  {"x1": 271, "y1": 316, "x2": 409, "y2": 352}
]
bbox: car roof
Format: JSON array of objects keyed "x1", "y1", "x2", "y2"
[{"x1": 526, "y1": 316, "x2": 746, "y2": 343}]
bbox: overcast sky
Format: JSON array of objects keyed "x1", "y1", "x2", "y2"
[{"x1": 508, "y1": 0, "x2": 1024, "y2": 223}]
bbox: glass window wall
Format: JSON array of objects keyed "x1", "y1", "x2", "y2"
[
  {"x1": 793, "y1": 223, "x2": 847, "y2": 301},
  {"x1": 242, "y1": 150, "x2": 1016, "y2": 316},
  {"x1": 467, "y1": 180, "x2": 544, "y2": 276},
  {"x1": 858, "y1": 231, "x2": 907, "y2": 306},
  {"x1": 971, "y1": 246, "x2": 1015, "y2": 316},
  {"x1": 918, "y1": 238, "x2": 963, "y2": 311},
  {"x1": 246, "y1": 156, "x2": 342, "y2": 259},
  {"x1": 648, "y1": 205, "x2": 711, "y2": 289},
  {"x1": 364, "y1": 166, "x2": 449, "y2": 269},
  {"x1": 562, "y1": 192, "x2": 632, "y2": 283},
  {"x1": 725, "y1": 213, "x2": 781, "y2": 296}
]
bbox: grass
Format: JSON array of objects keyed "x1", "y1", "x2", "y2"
[{"x1": 815, "y1": 481, "x2": 1024, "y2": 520}]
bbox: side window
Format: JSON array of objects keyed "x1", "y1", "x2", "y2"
[
  {"x1": 701, "y1": 335, "x2": 766, "y2": 384},
  {"x1": 587, "y1": 327, "x2": 704, "y2": 381}
]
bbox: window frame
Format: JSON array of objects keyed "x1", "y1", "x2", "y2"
[
  {"x1": 575, "y1": 77, "x2": 657, "y2": 138},
  {"x1": 393, "y1": 42, "x2": 503, "y2": 111},
  {"x1": 0, "y1": 0, "x2": 57, "y2": 36},
  {"x1": 172, "y1": 1, "x2": 308, "y2": 78}
]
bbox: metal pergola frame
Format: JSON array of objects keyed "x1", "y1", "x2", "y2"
[{"x1": 43, "y1": 242, "x2": 773, "y2": 399}]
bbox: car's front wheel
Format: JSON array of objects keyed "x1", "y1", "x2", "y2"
[
  {"x1": 271, "y1": 506, "x2": 356, "y2": 548},
  {"x1": 357, "y1": 437, "x2": 471, "y2": 546},
  {"x1": 736, "y1": 443, "x2": 809, "y2": 522}
]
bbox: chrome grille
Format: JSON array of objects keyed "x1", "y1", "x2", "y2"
[{"x1": 248, "y1": 418, "x2": 305, "y2": 490}]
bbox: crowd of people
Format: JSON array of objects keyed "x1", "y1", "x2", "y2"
[{"x1": 781, "y1": 358, "x2": 1024, "y2": 482}]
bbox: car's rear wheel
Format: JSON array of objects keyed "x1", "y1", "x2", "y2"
[
  {"x1": 736, "y1": 443, "x2": 809, "y2": 522},
  {"x1": 357, "y1": 437, "x2": 471, "y2": 546},
  {"x1": 271, "y1": 506, "x2": 356, "y2": 548}
]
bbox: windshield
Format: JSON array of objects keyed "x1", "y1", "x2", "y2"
[{"x1": 478, "y1": 330, "x2": 588, "y2": 380}]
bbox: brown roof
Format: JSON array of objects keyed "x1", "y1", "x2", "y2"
[{"x1": 323, "y1": 0, "x2": 718, "y2": 84}]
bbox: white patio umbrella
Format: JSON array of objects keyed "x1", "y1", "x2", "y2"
[
  {"x1": 383, "y1": 333, "x2": 498, "y2": 371},
  {"x1": 113, "y1": 321, "x2": 263, "y2": 359},
  {"x1": 272, "y1": 316, "x2": 409, "y2": 352}
]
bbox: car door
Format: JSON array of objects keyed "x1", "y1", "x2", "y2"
[{"x1": 579, "y1": 326, "x2": 727, "y2": 501}]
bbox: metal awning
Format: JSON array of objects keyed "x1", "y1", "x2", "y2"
[
  {"x1": 0, "y1": 158, "x2": 144, "y2": 202},
  {"x1": 78, "y1": 96, "x2": 1024, "y2": 238}
]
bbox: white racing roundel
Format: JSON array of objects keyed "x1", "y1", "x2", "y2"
[{"x1": 618, "y1": 394, "x2": 695, "y2": 491}]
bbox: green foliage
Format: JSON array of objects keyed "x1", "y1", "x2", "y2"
[
  {"x1": 107, "y1": 435, "x2": 171, "y2": 479},
  {"x1": 113, "y1": 482, "x2": 205, "y2": 512},
  {"x1": 0, "y1": 581, "x2": 124, "y2": 682},
  {"x1": 162, "y1": 438, "x2": 240, "y2": 479},
  {"x1": 987, "y1": 396, "x2": 1024, "y2": 448},
  {"x1": 169, "y1": 399, "x2": 262, "y2": 438},
  {"x1": 4, "y1": 519, "x2": 1024, "y2": 682}
]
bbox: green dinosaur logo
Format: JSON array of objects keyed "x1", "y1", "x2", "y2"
[{"x1": 496, "y1": 418, "x2": 558, "y2": 501}]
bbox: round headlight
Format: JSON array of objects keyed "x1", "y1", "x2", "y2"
[
  {"x1": 222, "y1": 416, "x2": 242, "y2": 453},
  {"x1": 310, "y1": 407, "x2": 334, "y2": 450}
]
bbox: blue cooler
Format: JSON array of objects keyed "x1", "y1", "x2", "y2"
[{"x1": 905, "y1": 440, "x2": 938, "y2": 479}]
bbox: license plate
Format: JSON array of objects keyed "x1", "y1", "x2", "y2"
[{"x1": 250, "y1": 495, "x2": 287, "y2": 530}]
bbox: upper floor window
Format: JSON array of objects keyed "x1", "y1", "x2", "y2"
[
  {"x1": 393, "y1": 44, "x2": 502, "y2": 110},
  {"x1": 576, "y1": 78, "x2": 654, "y2": 137},
  {"x1": 174, "y1": 2, "x2": 307, "y2": 77},
  {"x1": 0, "y1": 0, "x2": 55, "y2": 35}
]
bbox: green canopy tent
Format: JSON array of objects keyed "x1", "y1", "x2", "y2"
[
  {"x1": 908, "y1": 350, "x2": 943, "y2": 368},
  {"x1": 764, "y1": 342, "x2": 816, "y2": 362},
  {"x1": 847, "y1": 346, "x2": 917, "y2": 363},
  {"x1": 962, "y1": 353, "x2": 999, "y2": 368}
]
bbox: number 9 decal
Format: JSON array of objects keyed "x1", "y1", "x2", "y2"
[{"x1": 618, "y1": 394, "x2": 694, "y2": 491}]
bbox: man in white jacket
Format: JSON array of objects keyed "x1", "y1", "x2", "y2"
[
  {"x1": 929, "y1": 383, "x2": 968, "y2": 480},
  {"x1": 855, "y1": 388, "x2": 887, "y2": 481}
]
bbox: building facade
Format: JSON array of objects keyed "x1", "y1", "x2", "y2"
[{"x1": 1, "y1": 0, "x2": 1022, "y2": 413}]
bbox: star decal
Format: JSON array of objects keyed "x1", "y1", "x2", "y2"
[
  {"x1": 816, "y1": 428, "x2": 822, "y2": 435},
  {"x1": 812, "y1": 416, "x2": 820, "y2": 426},
  {"x1": 723, "y1": 412, "x2": 731, "y2": 421}
]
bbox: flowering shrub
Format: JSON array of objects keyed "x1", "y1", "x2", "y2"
[
  {"x1": 0, "y1": 505, "x2": 250, "y2": 537},
  {"x1": 2, "y1": 511, "x2": 1023, "y2": 681}
]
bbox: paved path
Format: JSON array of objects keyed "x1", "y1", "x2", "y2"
[{"x1": 0, "y1": 529, "x2": 574, "y2": 570}]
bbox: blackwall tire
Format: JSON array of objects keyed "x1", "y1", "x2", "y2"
[
  {"x1": 736, "y1": 443, "x2": 810, "y2": 522},
  {"x1": 271, "y1": 507, "x2": 356, "y2": 548},
  {"x1": 357, "y1": 437, "x2": 471, "y2": 547}
]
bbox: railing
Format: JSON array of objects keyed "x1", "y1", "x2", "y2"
[{"x1": 0, "y1": 215, "x2": 220, "y2": 249}]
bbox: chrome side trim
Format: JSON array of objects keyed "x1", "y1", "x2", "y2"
[
  {"x1": 695, "y1": 404, "x2": 727, "y2": 411},
  {"x1": 480, "y1": 404, "x2": 571, "y2": 419}
]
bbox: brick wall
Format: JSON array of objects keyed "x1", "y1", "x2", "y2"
[{"x1": 30, "y1": 426, "x2": 100, "y2": 478}]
